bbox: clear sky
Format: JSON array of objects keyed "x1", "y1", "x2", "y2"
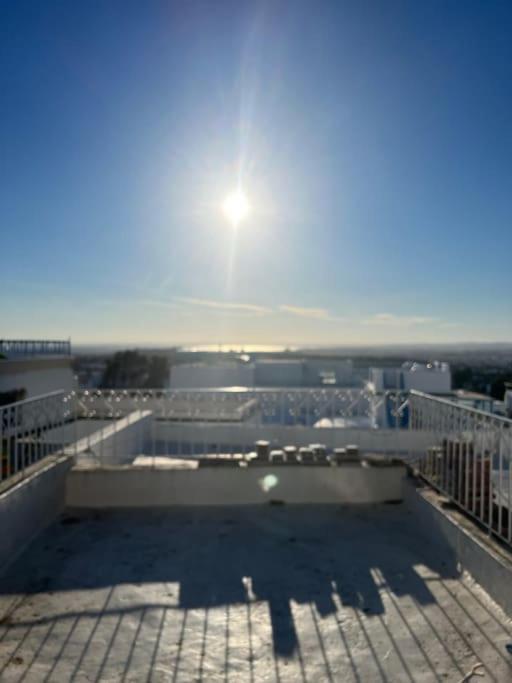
[{"x1": 1, "y1": 0, "x2": 511, "y2": 346}]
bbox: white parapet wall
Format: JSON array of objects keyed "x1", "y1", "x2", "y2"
[
  {"x1": 67, "y1": 410, "x2": 152, "y2": 465},
  {"x1": 0, "y1": 456, "x2": 73, "y2": 572},
  {"x1": 154, "y1": 421, "x2": 433, "y2": 459},
  {"x1": 404, "y1": 479, "x2": 512, "y2": 619},
  {"x1": 66, "y1": 463, "x2": 406, "y2": 508}
]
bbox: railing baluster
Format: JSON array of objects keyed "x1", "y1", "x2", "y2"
[
  {"x1": 497, "y1": 424, "x2": 504, "y2": 537},
  {"x1": 507, "y1": 428, "x2": 512, "y2": 545}
]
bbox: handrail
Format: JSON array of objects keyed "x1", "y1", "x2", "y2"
[
  {"x1": 0, "y1": 390, "x2": 66, "y2": 411},
  {"x1": 410, "y1": 389, "x2": 512, "y2": 426},
  {"x1": 0, "y1": 339, "x2": 71, "y2": 357}
]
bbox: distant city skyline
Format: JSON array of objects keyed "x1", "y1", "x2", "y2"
[{"x1": 2, "y1": 1, "x2": 512, "y2": 345}]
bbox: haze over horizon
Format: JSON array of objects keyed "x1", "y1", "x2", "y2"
[{"x1": 2, "y1": 1, "x2": 511, "y2": 346}]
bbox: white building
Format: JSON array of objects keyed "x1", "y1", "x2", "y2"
[
  {"x1": 0, "y1": 339, "x2": 75, "y2": 400},
  {"x1": 367, "y1": 360, "x2": 451, "y2": 429},
  {"x1": 369, "y1": 361, "x2": 451, "y2": 394},
  {"x1": 170, "y1": 362, "x2": 255, "y2": 389},
  {"x1": 505, "y1": 384, "x2": 512, "y2": 418},
  {"x1": 169, "y1": 357, "x2": 354, "y2": 389},
  {"x1": 253, "y1": 359, "x2": 303, "y2": 386}
]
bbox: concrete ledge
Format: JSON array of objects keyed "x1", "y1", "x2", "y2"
[
  {"x1": 404, "y1": 477, "x2": 512, "y2": 619},
  {"x1": 66, "y1": 464, "x2": 406, "y2": 507},
  {"x1": 0, "y1": 456, "x2": 73, "y2": 573},
  {"x1": 66, "y1": 410, "x2": 152, "y2": 465}
]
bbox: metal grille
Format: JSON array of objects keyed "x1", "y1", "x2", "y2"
[
  {"x1": 0, "y1": 391, "x2": 73, "y2": 484},
  {"x1": 411, "y1": 390, "x2": 512, "y2": 548}
]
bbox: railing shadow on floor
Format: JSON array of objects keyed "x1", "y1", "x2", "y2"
[{"x1": 0, "y1": 506, "x2": 510, "y2": 682}]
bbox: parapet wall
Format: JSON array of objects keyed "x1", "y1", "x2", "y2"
[
  {"x1": 404, "y1": 479, "x2": 512, "y2": 619},
  {"x1": 66, "y1": 462, "x2": 406, "y2": 507},
  {"x1": 0, "y1": 456, "x2": 73, "y2": 572}
]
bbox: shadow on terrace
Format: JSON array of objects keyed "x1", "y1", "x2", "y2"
[{"x1": 0, "y1": 505, "x2": 467, "y2": 671}]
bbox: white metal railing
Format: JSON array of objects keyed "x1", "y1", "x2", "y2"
[
  {"x1": 3, "y1": 386, "x2": 510, "y2": 548},
  {"x1": 410, "y1": 390, "x2": 512, "y2": 548},
  {"x1": 71, "y1": 387, "x2": 409, "y2": 460},
  {"x1": 0, "y1": 339, "x2": 71, "y2": 357},
  {"x1": 0, "y1": 387, "x2": 409, "y2": 486},
  {"x1": 73, "y1": 387, "x2": 402, "y2": 425},
  {"x1": 0, "y1": 391, "x2": 73, "y2": 486}
]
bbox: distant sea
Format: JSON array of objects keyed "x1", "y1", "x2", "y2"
[{"x1": 181, "y1": 344, "x2": 295, "y2": 353}]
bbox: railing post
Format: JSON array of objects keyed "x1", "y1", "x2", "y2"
[
  {"x1": 0, "y1": 405, "x2": 3, "y2": 486},
  {"x1": 72, "y1": 392, "x2": 78, "y2": 460},
  {"x1": 14, "y1": 403, "x2": 20, "y2": 479}
]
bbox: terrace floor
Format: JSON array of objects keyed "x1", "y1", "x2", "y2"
[{"x1": 0, "y1": 505, "x2": 511, "y2": 682}]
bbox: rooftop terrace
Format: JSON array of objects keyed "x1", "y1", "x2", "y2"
[
  {"x1": 1, "y1": 387, "x2": 512, "y2": 681},
  {"x1": 1, "y1": 504, "x2": 512, "y2": 682}
]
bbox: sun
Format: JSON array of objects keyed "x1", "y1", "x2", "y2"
[{"x1": 222, "y1": 189, "x2": 250, "y2": 227}]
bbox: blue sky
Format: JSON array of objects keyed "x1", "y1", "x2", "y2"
[{"x1": 1, "y1": 0, "x2": 511, "y2": 346}]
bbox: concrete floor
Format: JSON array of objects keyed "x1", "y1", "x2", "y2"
[{"x1": 0, "y1": 505, "x2": 511, "y2": 682}]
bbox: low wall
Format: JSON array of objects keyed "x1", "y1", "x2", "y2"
[
  {"x1": 68, "y1": 410, "x2": 152, "y2": 465},
  {"x1": 153, "y1": 421, "x2": 433, "y2": 459},
  {"x1": 66, "y1": 463, "x2": 405, "y2": 508},
  {"x1": 0, "y1": 457, "x2": 72, "y2": 572},
  {"x1": 404, "y1": 479, "x2": 512, "y2": 619}
]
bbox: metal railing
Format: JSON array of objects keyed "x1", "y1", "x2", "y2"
[
  {"x1": 0, "y1": 339, "x2": 71, "y2": 357},
  {"x1": 71, "y1": 387, "x2": 409, "y2": 460},
  {"x1": 410, "y1": 390, "x2": 512, "y2": 548},
  {"x1": 0, "y1": 391, "x2": 74, "y2": 486},
  {"x1": 0, "y1": 386, "x2": 408, "y2": 486},
  {"x1": 2, "y1": 386, "x2": 511, "y2": 550},
  {"x1": 73, "y1": 387, "x2": 399, "y2": 425}
]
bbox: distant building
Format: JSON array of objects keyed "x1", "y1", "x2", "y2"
[
  {"x1": 368, "y1": 360, "x2": 451, "y2": 429},
  {"x1": 504, "y1": 383, "x2": 512, "y2": 418},
  {"x1": 368, "y1": 361, "x2": 499, "y2": 426},
  {"x1": 369, "y1": 361, "x2": 452, "y2": 394},
  {"x1": 170, "y1": 362, "x2": 254, "y2": 389},
  {"x1": 0, "y1": 339, "x2": 75, "y2": 401},
  {"x1": 169, "y1": 357, "x2": 354, "y2": 389},
  {"x1": 75, "y1": 359, "x2": 106, "y2": 389}
]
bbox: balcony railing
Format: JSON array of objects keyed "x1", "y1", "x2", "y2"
[
  {"x1": 0, "y1": 387, "x2": 407, "y2": 484},
  {"x1": 0, "y1": 391, "x2": 73, "y2": 485},
  {"x1": 0, "y1": 339, "x2": 71, "y2": 357},
  {"x1": 3, "y1": 386, "x2": 511, "y2": 550},
  {"x1": 410, "y1": 390, "x2": 512, "y2": 547},
  {"x1": 73, "y1": 387, "x2": 383, "y2": 425}
]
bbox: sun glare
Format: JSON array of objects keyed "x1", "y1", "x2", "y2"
[{"x1": 222, "y1": 189, "x2": 250, "y2": 227}]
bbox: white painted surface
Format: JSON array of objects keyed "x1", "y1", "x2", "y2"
[
  {"x1": 44, "y1": 419, "x2": 113, "y2": 444},
  {"x1": 170, "y1": 363, "x2": 254, "y2": 388},
  {"x1": 0, "y1": 457, "x2": 72, "y2": 572},
  {"x1": 170, "y1": 359, "x2": 355, "y2": 388},
  {"x1": 3, "y1": 505, "x2": 512, "y2": 681},
  {"x1": 68, "y1": 410, "x2": 152, "y2": 465},
  {"x1": 404, "y1": 480, "x2": 512, "y2": 619},
  {"x1": 66, "y1": 463, "x2": 405, "y2": 507},
  {"x1": 253, "y1": 360, "x2": 303, "y2": 386},
  {"x1": 505, "y1": 388, "x2": 512, "y2": 417},
  {"x1": 153, "y1": 421, "x2": 432, "y2": 457},
  {"x1": 369, "y1": 362, "x2": 451, "y2": 393}
]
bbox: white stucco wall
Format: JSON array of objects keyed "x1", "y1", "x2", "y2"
[
  {"x1": 369, "y1": 365, "x2": 451, "y2": 394},
  {"x1": 402, "y1": 369, "x2": 452, "y2": 393},
  {"x1": 68, "y1": 410, "x2": 152, "y2": 465},
  {"x1": 153, "y1": 421, "x2": 432, "y2": 458},
  {"x1": 66, "y1": 463, "x2": 405, "y2": 508},
  {"x1": 170, "y1": 363, "x2": 255, "y2": 388},
  {"x1": 0, "y1": 457, "x2": 72, "y2": 572},
  {"x1": 253, "y1": 360, "x2": 303, "y2": 386}
]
